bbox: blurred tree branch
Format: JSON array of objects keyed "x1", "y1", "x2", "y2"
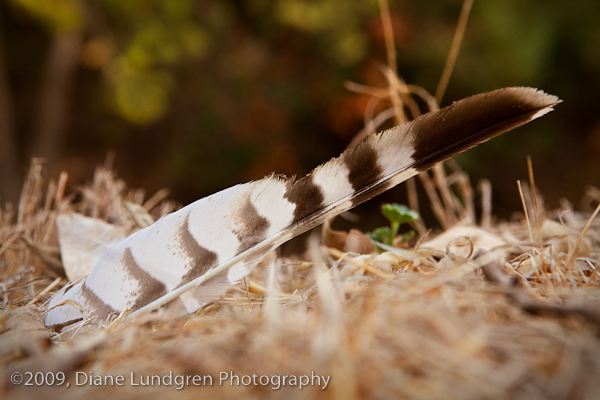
[
  {"x1": 29, "y1": 29, "x2": 82, "y2": 167},
  {"x1": 0, "y1": 17, "x2": 21, "y2": 203}
]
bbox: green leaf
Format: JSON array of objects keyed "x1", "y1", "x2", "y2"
[
  {"x1": 381, "y1": 204, "x2": 420, "y2": 225},
  {"x1": 367, "y1": 227, "x2": 391, "y2": 245},
  {"x1": 399, "y1": 230, "x2": 416, "y2": 244}
]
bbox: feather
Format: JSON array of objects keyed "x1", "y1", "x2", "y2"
[{"x1": 44, "y1": 87, "x2": 560, "y2": 327}]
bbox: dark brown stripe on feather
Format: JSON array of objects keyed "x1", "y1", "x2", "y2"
[
  {"x1": 342, "y1": 141, "x2": 384, "y2": 192},
  {"x1": 81, "y1": 282, "x2": 117, "y2": 321},
  {"x1": 178, "y1": 215, "x2": 218, "y2": 284},
  {"x1": 232, "y1": 197, "x2": 270, "y2": 253},
  {"x1": 346, "y1": 178, "x2": 396, "y2": 208},
  {"x1": 284, "y1": 175, "x2": 325, "y2": 223},
  {"x1": 121, "y1": 247, "x2": 168, "y2": 310},
  {"x1": 411, "y1": 88, "x2": 559, "y2": 171}
]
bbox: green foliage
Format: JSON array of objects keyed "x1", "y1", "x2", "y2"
[
  {"x1": 111, "y1": 66, "x2": 173, "y2": 125},
  {"x1": 381, "y1": 203, "x2": 419, "y2": 226},
  {"x1": 102, "y1": 1, "x2": 209, "y2": 124},
  {"x1": 368, "y1": 203, "x2": 419, "y2": 247},
  {"x1": 466, "y1": 1, "x2": 555, "y2": 85},
  {"x1": 4, "y1": 0, "x2": 599, "y2": 205},
  {"x1": 8, "y1": 0, "x2": 83, "y2": 32},
  {"x1": 10, "y1": 0, "x2": 209, "y2": 124},
  {"x1": 272, "y1": 0, "x2": 379, "y2": 66}
]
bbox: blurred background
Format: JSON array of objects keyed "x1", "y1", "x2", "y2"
[{"x1": 0, "y1": 0, "x2": 599, "y2": 230}]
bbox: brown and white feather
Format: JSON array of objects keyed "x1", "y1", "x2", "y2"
[{"x1": 45, "y1": 87, "x2": 560, "y2": 327}]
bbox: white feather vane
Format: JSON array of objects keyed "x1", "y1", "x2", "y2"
[{"x1": 44, "y1": 87, "x2": 560, "y2": 328}]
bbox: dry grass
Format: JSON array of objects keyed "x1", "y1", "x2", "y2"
[
  {"x1": 3, "y1": 2, "x2": 600, "y2": 398},
  {"x1": 0, "y1": 156, "x2": 599, "y2": 400}
]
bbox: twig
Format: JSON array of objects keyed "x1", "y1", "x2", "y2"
[
  {"x1": 55, "y1": 171, "x2": 68, "y2": 207},
  {"x1": 383, "y1": 68, "x2": 408, "y2": 124},
  {"x1": 478, "y1": 179, "x2": 492, "y2": 229},
  {"x1": 406, "y1": 84, "x2": 439, "y2": 111},
  {"x1": 243, "y1": 277, "x2": 253, "y2": 312},
  {"x1": 527, "y1": 157, "x2": 545, "y2": 271},
  {"x1": 347, "y1": 108, "x2": 396, "y2": 149},
  {"x1": 0, "y1": 230, "x2": 22, "y2": 257},
  {"x1": 419, "y1": 170, "x2": 450, "y2": 229},
  {"x1": 377, "y1": 0, "x2": 405, "y2": 125},
  {"x1": 143, "y1": 187, "x2": 171, "y2": 212},
  {"x1": 386, "y1": 70, "x2": 420, "y2": 120},
  {"x1": 481, "y1": 257, "x2": 600, "y2": 336},
  {"x1": 26, "y1": 277, "x2": 62, "y2": 306},
  {"x1": 364, "y1": 92, "x2": 387, "y2": 136},
  {"x1": 432, "y1": 164, "x2": 459, "y2": 226},
  {"x1": 517, "y1": 180, "x2": 535, "y2": 249},
  {"x1": 377, "y1": 0, "x2": 397, "y2": 77},
  {"x1": 406, "y1": 177, "x2": 427, "y2": 235},
  {"x1": 435, "y1": 0, "x2": 474, "y2": 104},
  {"x1": 344, "y1": 81, "x2": 387, "y2": 97},
  {"x1": 566, "y1": 203, "x2": 600, "y2": 269},
  {"x1": 457, "y1": 172, "x2": 475, "y2": 223}
]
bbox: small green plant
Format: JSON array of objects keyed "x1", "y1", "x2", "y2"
[{"x1": 367, "y1": 203, "x2": 419, "y2": 248}]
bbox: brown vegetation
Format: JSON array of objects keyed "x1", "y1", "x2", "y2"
[{"x1": 1, "y1": 157, "x2": 599, "y2": 399}]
